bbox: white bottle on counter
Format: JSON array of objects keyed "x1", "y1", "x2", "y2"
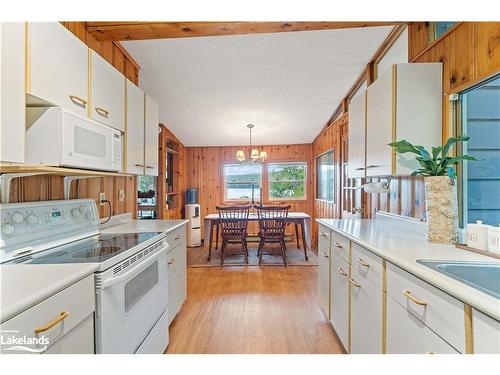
[
  {"x1": 466, "y1": 220, "x2": 490, "y2": 251},
  {"x1": 488, "y1": 225, "x2": 500, "y2": 254}
]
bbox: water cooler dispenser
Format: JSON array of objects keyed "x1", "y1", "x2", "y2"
[{"x1": 185, "y1": 188, "x2": 201, "y2": 247}]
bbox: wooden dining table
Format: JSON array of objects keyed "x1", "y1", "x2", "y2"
[{"x1": 203, "y1": 212, "x2": 312, "y2": 261}]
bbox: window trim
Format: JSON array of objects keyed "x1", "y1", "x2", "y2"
[
  {"x1": 222, "y1": 162, "x2": 263, "y2": 202},
  {"x1": 267, "y1": 161, "x2": 308, "y2": 201},
  {"x1": 315, "y1": 150, "x2": 335, "y2": 203}
]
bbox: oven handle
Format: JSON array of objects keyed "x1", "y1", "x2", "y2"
[{"x1": 101, "y1": 246, "x2": 168, "y2": 290}]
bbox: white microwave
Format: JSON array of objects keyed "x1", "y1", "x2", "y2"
[{"x1": 26, "y1": 107, "x2": 122, "y2": 172}]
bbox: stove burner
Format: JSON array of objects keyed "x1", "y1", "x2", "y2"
[{"x1": 71, "y1": 246, "x2": 122, "y2": 259}]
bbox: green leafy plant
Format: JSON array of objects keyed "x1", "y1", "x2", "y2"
[{"x1": 388, "y1": 134, "x2": 478, "y2": 178}]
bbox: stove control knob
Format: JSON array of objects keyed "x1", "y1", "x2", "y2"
[
  {"x1": 86, "y1": 212, "x2": 93, "y2": 220},
  {"x1": 26, "y1": 214, "x2": 38, "y2": 225},
  {"x1": 71, "y1": 209, "x2": 81, "y2": 218},
  {"x1": 11, "y1": 212, "x2": 23, "y2": 224},
  {"x1": 79, "y1": 206, "x2": 86, "y2": 214},
  {"x1": 2, "y1": 223, "x2": 14, "y2": 235}
]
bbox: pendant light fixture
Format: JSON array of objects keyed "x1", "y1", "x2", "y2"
[{"x1": 236, "y1": 124, "x2": 268, "y2": 162}]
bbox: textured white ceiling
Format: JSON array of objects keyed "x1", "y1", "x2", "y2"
[{"x1": 123, "y1": 27, "x2": 392, "y2": 146}]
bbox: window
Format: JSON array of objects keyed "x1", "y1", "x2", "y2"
[
  {"x1": 460, "y1": 74, "x2": 500, "y2": 226},
  {"x1": 137, "y1": 175, "x2": 157, "y2": 219},
  {"x1": 223, "y1": 163, "x2": 262, "y2": 201},
  {"x1": 430, "y1": 22, "x2": 457, "y2": 42},
  {"x1": 316, "y1": 151, "x2": 334, "y2": 202},
  {"x1": 268, "y1": 162, "x2": 307, "y2": 200}
]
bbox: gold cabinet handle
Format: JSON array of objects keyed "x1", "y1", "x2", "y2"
[
  {"x1": 337, "y1": 267, "x2": 347, "y2": 277},
  {"x1": 95, "y1": 107, "x2": 110, "y2": 117},
  {"x1": 69, "y1": 95, "x2": 87, "y2": 107},
  {"x1": 333, "y1": 242, "x2": 343, "y2": 248},
  {"x1": 174, "y1": 234, "x2": 183, "y2": 240},
  {"x1": 426, "y1": 352, "x2": 435, "y2": 355},
  {"x1": 168, "y1": 258, "x2": 176, "y2": 265},
  {"x1": 146, "y1": 165, "x2": 155, "y2": 169},
  {"x1": 320, "y1": 232, "x2": 328, "y2": 237},
  {"x1": 321, "y1": 251, "x2": 329, "y2": 258},
  {"x1": 349, "y1": 278, "x2": 361, "y2": 288},
  {"x1": 402, "y1": 290, "x2": 427, "y2": 306},
  {"x1": 134, "y1": 163, "x2": 144, "y2": 168},
  {"x1": 35, "y1": 311, "x2": 69, "y2": 333},
  {"x1": 356, "y1": 258, "x2": 370, "y2": 267}
]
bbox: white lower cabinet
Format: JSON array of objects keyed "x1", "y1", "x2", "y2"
[
  {"x1": 43, "y1": 314, "x2": 94, "y2": 354},
  {"x1": 330, "y1": 253, "x2": 350, "y2": 350},
  {"x1": 386, "y1": 295, "x2": 459, "y2": 354},
  {"x1": 317, "y1": 228, "x2": 331, "y2": 318},
  {"x1": 167, "y1": 240, "x2": 187, "y2": 324},
  {"x1": 350, "y1": 267, "x2": 382, "y2": 354},
  {"x1": 0, "y1": 275, "x2": 95, "y2": 354},
  {"x1": 472, "y1": 309, "x2": 500, "y2": 354}
]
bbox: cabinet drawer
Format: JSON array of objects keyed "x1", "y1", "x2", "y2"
[
  {"x1": 386, "y1": 263, "x2": 465, "y2": 352},
  {"x1": 318, "y1": 225, "x2": 331, "y2": 253},
  {"x1": 1, "y1": 275, "x2": 94, "y2": 353},
  {"x1": 166, "y1": 226, "x2": 186, "y2": 252},
  {"x1": 351, "y1": 243, "x2": 383, "y2": 288},
  {"x1": 331, "y1": 231, "x2": 350, "y2": 263},
  {"x1": 387, "y1": 295, "x2": 459, "y2": 354},
  {"x1": 350, "y1": 267, "x2": 382, "y2": 354}
]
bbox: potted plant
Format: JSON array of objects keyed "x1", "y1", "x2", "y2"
[{"x1": 389, "y1": 135, "x2": 478, "y2": 244}]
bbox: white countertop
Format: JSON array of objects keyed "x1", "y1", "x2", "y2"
[
  {"x1": 101, "y1": 219, "x2": 189, "y2": 234},
  {"x1": 316, "y1": 218, "x2": 500, "y2": 320},
  {"x1": 0, "y1": 263, "x2": 98, "y2": 323}
]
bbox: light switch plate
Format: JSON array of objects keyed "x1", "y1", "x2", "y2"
[{"x1": 119, "y1": 190, "x2": 125, "y2": 202}]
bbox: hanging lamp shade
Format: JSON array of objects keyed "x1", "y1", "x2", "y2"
[
  {"x1": 250, "y1": 149, "x2": 260, "y2": 159},
  {"x1": 236, "y1": 150, "x2": 246, "y2": 161}
]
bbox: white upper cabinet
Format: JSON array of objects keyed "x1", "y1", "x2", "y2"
[
  {"x1": 365, "y1": 68, "x2": 394, "y2": 176},
  {"x1": 347, "y1": 91, "x2": 366, "y2": 178},
  {"x1": 27, "y1": 22, "x2": 89, "y2": 117},
  {"x1": 125, "y1": 79, "x2": 145, "y2": 175},
  {"x1": 1, "y1": 22, "x2": 25, "y2": 163},
  {"x1": 90, "y1": 50, "x2": 125, "y2": 131},
  {"x1": 366, "y1": 63, "x2": 442, "y2": 177},
  {"x1": 144, "y1": 94, "x2": 159, "y2": 176}
]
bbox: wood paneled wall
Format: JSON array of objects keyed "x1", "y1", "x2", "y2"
[
  {"x1": 60, "y1": 22, "x2": 140, "y2": 85},
  {"x1": 9, "y1": 22, "x2": 141, "y2": 218},
  {"x1": 346, "y1": 23, "x2": 500, "y2": 222},
  {"x1": 185, "y1": 144, "x2": 313, "y2": 238},
  {"x1": 311, "y1": 113, "x2": 348, "y2": 242}
]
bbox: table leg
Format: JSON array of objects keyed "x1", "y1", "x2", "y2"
[
  {"x1": 208, "y1": 221, "x2": 214, "y2": 261},
  {"x1": 294, "y1": 222, "x2": 301, "y2": 249},
  {"x1": 301, "y1": 220, "x2": 308, "y2": 261},
  {"x1": 215, "y1": 223, "x2": 219, "y2": 250}
]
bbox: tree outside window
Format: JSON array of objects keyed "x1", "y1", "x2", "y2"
[{"x1": 268, "y1": 162, "x2": 307, "y2": 200}]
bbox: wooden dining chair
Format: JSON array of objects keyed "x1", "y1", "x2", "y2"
[
  {"x1": 255, "y1": 204, "x2": 291, "y2": 266},
  {"x1": 215, "y1": 204, "x2": 252, "y2": 265}
]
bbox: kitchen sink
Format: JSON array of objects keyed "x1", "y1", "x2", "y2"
[{"x1": 416, "y1": 260, "x2": 500, "y2": 299}]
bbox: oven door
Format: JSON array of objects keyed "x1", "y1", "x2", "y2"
[
  {"x1": 61, "y1": 110, "x2": 116, "y2": 171},
  {"x1": 95, "y1": 246, "x2": 168, "y2": 353}
]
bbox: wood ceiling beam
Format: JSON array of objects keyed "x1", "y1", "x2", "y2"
[{"x1": 85, "y1": 21, "x2": 403, "y2": 41}]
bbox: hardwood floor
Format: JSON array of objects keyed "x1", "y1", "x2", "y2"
[{"x1": 166, "y1": 265, "x2": 345, "y2": 354}]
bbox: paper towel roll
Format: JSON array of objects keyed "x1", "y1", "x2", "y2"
[{"x1": 363, "y1": 181, "x2": 390, "y2": 194}]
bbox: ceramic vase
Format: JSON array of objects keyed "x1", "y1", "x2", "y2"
[{"x1": 424, "y1": 176, "x2": 459, "y2": 244}]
